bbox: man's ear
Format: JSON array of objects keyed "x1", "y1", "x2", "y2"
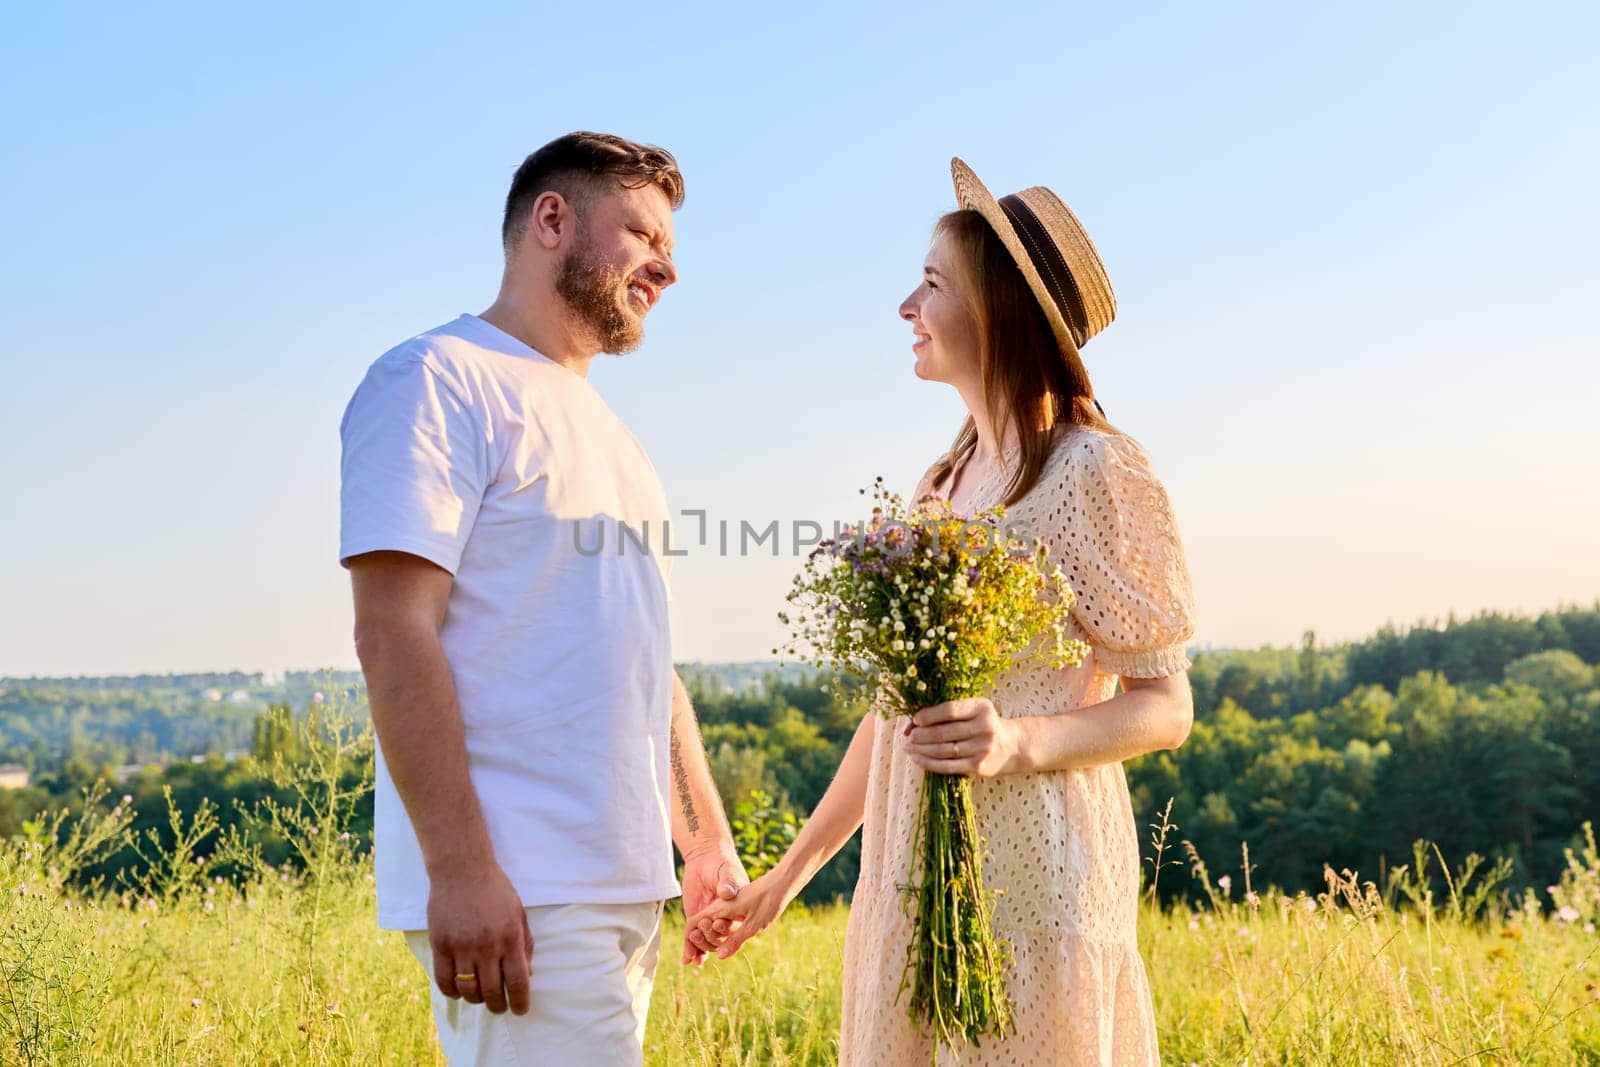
[{"x1": 529, "y1": 190, "x2": 571, "y2": 251}]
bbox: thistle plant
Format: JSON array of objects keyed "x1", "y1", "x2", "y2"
[{"x1": 777, "y1": 477, "x2": 1088, "y2": 1050}]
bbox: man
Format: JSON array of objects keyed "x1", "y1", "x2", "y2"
[{"x1": 339, "y1": 131, "x2": 743, "y2": 1066}]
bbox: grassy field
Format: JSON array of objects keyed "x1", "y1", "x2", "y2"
[
  {"x1": 5, "y1": 844, "x2": 1600, "y2": 1065},
  {"x1": 3, "y1": 733, "x2": 1599, "y2": 1066}
]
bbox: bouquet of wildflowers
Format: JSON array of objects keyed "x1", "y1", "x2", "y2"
[{"x1": 778, "y1": 477, "x2": 1088, "y2": 1049}]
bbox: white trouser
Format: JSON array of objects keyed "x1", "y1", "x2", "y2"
[{"x1": 405, "y1": 900, "x2": 665, "y2": 1067}]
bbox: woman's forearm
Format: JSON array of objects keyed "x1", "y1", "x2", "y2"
[
  {"x1": 772, "y1": 713, "x2": 877, "y2": 893},
  {"x1": 1016, "y1": 674, "x2": 1193, "y2": 773}
]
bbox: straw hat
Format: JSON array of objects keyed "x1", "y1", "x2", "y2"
[{"x1": 950, "y1": 157, "x2": 1116, "y2": 384}]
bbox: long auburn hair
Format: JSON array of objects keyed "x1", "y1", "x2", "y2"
[{"x1": 926, "y1": 209, "x2": 1116, "y2": 507}]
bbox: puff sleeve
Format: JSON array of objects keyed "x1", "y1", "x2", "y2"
[{"x1": 1042, "y1": 430, "x2": 1197, "y2": 678}]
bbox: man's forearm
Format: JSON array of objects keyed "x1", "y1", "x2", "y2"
[
  {"x1": 357, "y1": 621, "x2": 496, "y2": 873},
  {"x1": 667, "y1": 671, "x2": 733, "y2": 855}
]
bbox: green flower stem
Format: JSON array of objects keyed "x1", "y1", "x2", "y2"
[{"x1": 897, "y1": 755, "x2": 1015, "y2": 1054}]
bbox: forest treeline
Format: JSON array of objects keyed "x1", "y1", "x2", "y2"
[{"x1": 2, "y1": 602, "x2": 1597, "y2": 902}]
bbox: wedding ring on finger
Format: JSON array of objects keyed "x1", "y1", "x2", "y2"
[{"x1": 948, "y1": 741, "x2": 960, "y2": 759}]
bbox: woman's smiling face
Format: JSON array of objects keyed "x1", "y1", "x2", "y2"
[{"x1": 899, "y1": 230, "x2": 981, "y2": 386}]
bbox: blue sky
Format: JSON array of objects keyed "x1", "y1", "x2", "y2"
[{"x1": 2, "y1": 1, "x2": 1597, "y2": 675}]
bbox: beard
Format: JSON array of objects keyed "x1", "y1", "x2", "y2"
[{"x1": 554, "y1": 236, "x2": 645, "y2": 355}]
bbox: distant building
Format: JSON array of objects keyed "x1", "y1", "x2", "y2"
[
  {"x1": 112, "y1": 761, "x2": 166, "y2": 783},
  {"x1": 0, "y1": 763, "x2": 31, "y2": 789}
]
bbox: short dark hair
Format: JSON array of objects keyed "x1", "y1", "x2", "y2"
[{"x1": 502, "y1": 132, "x2": 685, "y2": 249}]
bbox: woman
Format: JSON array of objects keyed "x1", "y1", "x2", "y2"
[{"x1": 691, "y1": 159, "x2": 1197, "y2": 1066}]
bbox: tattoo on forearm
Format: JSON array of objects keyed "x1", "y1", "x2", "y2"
[{"x1": 670, "y1": 727, "x2": 700, "y2": 835}]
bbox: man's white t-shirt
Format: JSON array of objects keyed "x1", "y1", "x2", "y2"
[{"x1": 339, "y1": 313, "x2": 681, "y2": 930}]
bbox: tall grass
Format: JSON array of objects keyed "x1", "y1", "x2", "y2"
[
  {"x1": 1146, "y1": 830, "x2": 1600, "y2": 1064},
  {"x1": 3, "y1": 715, "x2": 1598, "y2": 1064}
]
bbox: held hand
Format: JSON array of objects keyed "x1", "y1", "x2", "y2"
[
  {"x1": 902, "y1": 697, "x2": 1029, "y2": 777},
  {"x1": 679, "y1": 841, "x2": 749, "y2": 965},
  {"x1": 426, "y1": 861, "x2": 534, "y2": 1015},
  {"x1": 687, "y1": 868, "x2": 797, "y2": 960}
]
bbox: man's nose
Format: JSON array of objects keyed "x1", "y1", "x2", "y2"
[{"x1": 648, "y1": 257, "x2": 678, "y2": 288}]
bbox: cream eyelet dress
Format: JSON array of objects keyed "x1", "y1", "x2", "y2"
[{"x1": 838, "y1": 424, "x2": 1197, "y2": 1067}]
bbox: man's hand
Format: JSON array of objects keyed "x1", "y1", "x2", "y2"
[
  {"x1": 426, "y1": 862, "x2": 534, "y2": 1015},
  {"x1": 679, "y1": 840, "x2": 747, "y2": 965}
]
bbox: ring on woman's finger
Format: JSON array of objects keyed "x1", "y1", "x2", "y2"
[
  {"x1": 455, "y1": 973, "x2": 478, "y2": 984},
  {"x1": 947, "y1": 740, "x2": 960, "y2": 759}
]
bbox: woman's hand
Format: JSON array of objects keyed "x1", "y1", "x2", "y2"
[
  {"x1": 901, "y1": 697, "x2": 1031, "y2": 777},
  {"x1": 686, "y1": 867, "x2": 799, "y2": 960}
]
